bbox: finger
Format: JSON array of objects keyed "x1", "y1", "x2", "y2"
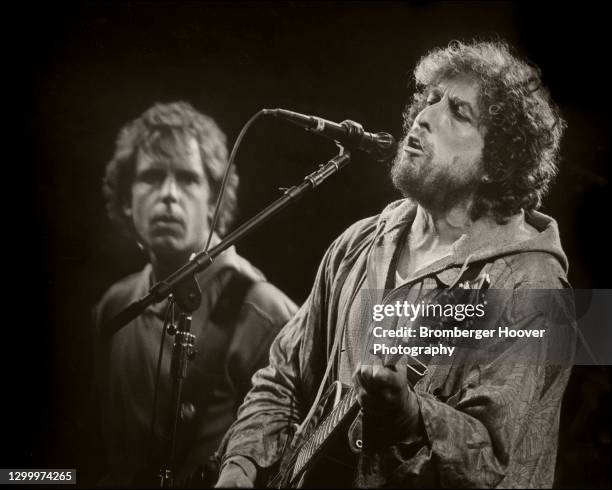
[
  {"x1": 354, "y1": 364, "x2": 372, "y2": 387},
  {"x1": 383, "y1": 363, "x2": 398, "y2": 372},
  {"x1": 371, "y1": 364, "x2": 399, "y2": 387},
  {"x1": 358, "y1": 365, "x2": 384, "y2": 394},
  {"x1": 355, "y1": 365, "x2": 383, "y2": 411},
  {"x1": 396, "y1": 362, "x2": 408, "y2": 379}
]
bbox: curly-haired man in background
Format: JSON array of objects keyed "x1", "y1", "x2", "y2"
[
  {"x1": 92, "y1": 102, "x2": 296, "y2": 487},
  {"x1": 215, "y1": 40, "x2": 575, "y2": 488}
]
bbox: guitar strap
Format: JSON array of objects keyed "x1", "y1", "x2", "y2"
[
  {"x1": 194, "y1": 271, "x2": 258, "y2": 486},
  {"x1": 414, "y1": 257, "x2": 492, "y2": 371},
  {"x1": 209, "y1": 270, "x2": 257, "y2": 326},
  {"x1": 447, "y1": 257, "x2": 490, "y2": 287}
]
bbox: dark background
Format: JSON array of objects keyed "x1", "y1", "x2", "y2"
[{"x1": 10, "y1": 1, "x2": 611, "y2": 487}]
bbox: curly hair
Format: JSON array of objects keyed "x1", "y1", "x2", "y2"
[
  {"x1": 403, "y1": 40, "x2": 565, "y2": 223},
  {"x1": 103, "y1": 101, "x2": 238, "y2": 239}
]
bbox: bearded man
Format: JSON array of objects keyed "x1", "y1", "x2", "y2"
[{"x1": 215, "y1": 40, "x2": 575, "y2": 488}]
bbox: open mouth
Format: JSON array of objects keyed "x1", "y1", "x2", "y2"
[
  {"x1": 404, "y1": 134, "x2": 426, "y2": 156},
  {"x1": 406, "y1": 135, "x2": 424, "y2": 152}
]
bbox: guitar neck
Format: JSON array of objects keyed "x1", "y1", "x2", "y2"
[{"x1": 291, "y1": 387, "x2": 359, "y2": 479}]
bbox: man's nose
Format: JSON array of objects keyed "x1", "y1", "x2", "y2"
[
  {"x1": 414, "y1": 102, "x2": 439, "y2": 133},
  {"x1": 160, "y1": 176, "x2": 179, "y2": 202}
]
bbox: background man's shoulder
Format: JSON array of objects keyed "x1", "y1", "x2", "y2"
[{"x1": 93, "y1": 266, "x2": 150, "y2": 326}]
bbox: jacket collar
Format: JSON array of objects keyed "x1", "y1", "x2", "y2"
[{"x1": 366, "y1": 199, "x2": 567, "y2": 289}]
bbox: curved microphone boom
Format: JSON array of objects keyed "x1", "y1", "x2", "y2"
[{"x1": 263, "y1": 108, "x2": 396, "y2": 162}]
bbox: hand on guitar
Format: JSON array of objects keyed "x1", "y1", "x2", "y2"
[{"x1": 353, "y1": 361, "x2": 420, "y2": 444}]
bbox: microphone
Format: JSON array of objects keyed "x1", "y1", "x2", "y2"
[{"x1": 263, "y1": 108, "x2": 397, "y2": 161}]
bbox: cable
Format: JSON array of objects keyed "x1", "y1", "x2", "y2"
[
  {"x1": 204, "y1": 110, "x2": 267, "y2": 252},
  {"x1": 149, "y1": 296, "x2": 175, "y2": 445}
]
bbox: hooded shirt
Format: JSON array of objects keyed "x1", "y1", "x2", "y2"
[
  {"x1": 92, "y1": 246, "x2": 297, "y2": 487},
  {"x1": 219, "y1": 199, "x2": 576, "y2": 488}
]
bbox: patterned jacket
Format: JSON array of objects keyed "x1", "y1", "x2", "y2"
[{"x1": 219, "y1": 199, "x2": 576, "y2": 488}]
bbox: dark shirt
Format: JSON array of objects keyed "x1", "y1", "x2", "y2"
[{"x1": 92, "y1": 247, "x2": 297, "y2": 486}]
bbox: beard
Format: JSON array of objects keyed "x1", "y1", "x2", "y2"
[{"x1": 391, "y1": 147, "x2": 480, "y2": 215}]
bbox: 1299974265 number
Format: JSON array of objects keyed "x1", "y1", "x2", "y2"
[{"x1": 1, "y1": 470, "x2": 75, "y2": 485}]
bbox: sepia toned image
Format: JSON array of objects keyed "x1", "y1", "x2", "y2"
[{"x1": 10, "y1": 2, "x2": 611, "y2": 488}]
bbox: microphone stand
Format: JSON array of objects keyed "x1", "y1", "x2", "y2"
[
  {"x1": 158, "y1": 276, "x2": 202, "y2": 488},
  {"x1": 103, "y1": 145, "x2": 352, "y2": 488},
  {"x1": 103, "y1": 145, "x2": 351, "y2": 337}
]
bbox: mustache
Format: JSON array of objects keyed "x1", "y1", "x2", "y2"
[{"x1": 403, "y1": 131, "x2": 432, "y2": 156}]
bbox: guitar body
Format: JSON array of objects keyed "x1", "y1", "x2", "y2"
[
  {"x1": 288, "y1": 440, "x2": 356, "y2": 489},
  {"x1": 269, "y1": 382, "x2": 361, "y2": 488}
]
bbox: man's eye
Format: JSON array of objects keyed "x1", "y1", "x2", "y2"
[
  {"x1": 178, "y1": 173, "x2": 200, "y2": 185},
  {"x1": 426, "y1": 95, "x2": 440, "y2": 105},
  {"x1": 450, "y1": 101, "x2": 469, "y2": 122},
  {"x1": 138, "y1": 171, "x2": 164, "y2": 184}
]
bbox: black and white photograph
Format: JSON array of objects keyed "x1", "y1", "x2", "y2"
[{"x1": 9, "y1": 1, "x2": 612, "y2": 488}]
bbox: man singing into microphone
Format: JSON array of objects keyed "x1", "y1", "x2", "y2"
[
  {"x1": 215, "y1": 40, "x2": 575, "y2": 488},
  {"x1": 91, "y1": 101, "x2": 296, "y2": 487}
]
